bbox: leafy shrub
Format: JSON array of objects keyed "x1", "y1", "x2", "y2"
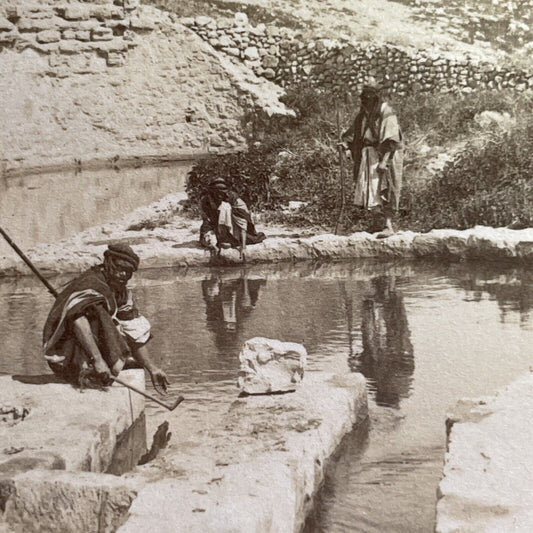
[
  {"x1": 401, "y1": 119, "x2": 533, "y2": 231},
  {"x1": 186, "y1": 84, "x2": 533, "y2": 232}
]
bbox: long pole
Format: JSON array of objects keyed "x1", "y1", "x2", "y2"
[
  {"x1": 334, "y1": 101, "x2": 346, "y2": 235},
  {"x1": 0, "y1": 227, "x2": 183, "y2": 411},
  {"x1": 0, "y1": 227, "x2": 58, "y2": 297}
]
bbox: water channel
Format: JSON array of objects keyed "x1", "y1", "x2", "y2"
[
  {"x1": 1, "y1": 260, "x2": 532, "y2": 532},
  {"x1": 0, "y1": 162, "x2": 190, "y2": 257}
]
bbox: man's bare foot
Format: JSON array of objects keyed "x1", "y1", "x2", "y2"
[{"x1": 376, "y1": 227, "x2": 395, "y2": 239}]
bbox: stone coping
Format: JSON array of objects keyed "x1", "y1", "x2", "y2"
[
  {"x1": 0, "y1": 369, "x2": 145, "y2": 475},
  {"x1": 0, "y1": 369, "x2": 146, "y2": 532},
  {"x1": 436, "y1": 372, "x2": 533, "y2": 533},
  {"x1": 1, "y1": 193, "x2": 533, "y2": 279},
  {"x1": 119, "y1": 372, "x2": 367, "y2": 533},
  {"x1": 0, "y1": 368, "x2": 367, "y2": 532}
]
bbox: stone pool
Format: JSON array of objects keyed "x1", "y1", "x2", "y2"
[
  {"x1": 1, "y1": 259, "x2": 532, "y2": 532},
  {"x1": 0, "y1": 161, "x2": 190, "y2": 258}
]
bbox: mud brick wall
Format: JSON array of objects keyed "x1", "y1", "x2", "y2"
[{"x1": 183, "y1": 13, "x2": 533, "y2": 95}]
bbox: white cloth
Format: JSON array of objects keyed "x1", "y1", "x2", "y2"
[
  {"x1": 218, "y1": 201, "x2": 233, "y2": 230},
  {"x1": 115, "y1": 315, "x2": 151, "y2": 345},
  {"x1": 113, "y1": 289, "x2": 151, "y2": 344}
]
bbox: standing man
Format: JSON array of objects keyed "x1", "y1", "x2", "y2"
[
  {"x1": 42, "y1": 243, "x2": 169, "y2": 392},
  {"x1": 340, "y1": 82, "x2": 404, "y2": 236}
]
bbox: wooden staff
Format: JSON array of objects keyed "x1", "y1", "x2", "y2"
[
  {"x1": 0, "y1": 226, "x2": 58, "y2": 297},
  {"x1": 111, "y1": 376, "x2": 184, "y2": 411},
  {"x1": 334, "y1": 101, "x2": 346, "y2": 235}
]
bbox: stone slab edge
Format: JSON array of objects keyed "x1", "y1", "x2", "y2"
[
  {"x1": 0, "y1": 369, "x2": 145, "y2": 474},
  {"x1": 2, "y1": 217, "x2": 533, "y2": 278},
  {"x1": 436, "y1": 371, "x2": 533, "y2": 533},
  {"x1": 118, "y1": 372, "x2": 368, "y2": 533}
]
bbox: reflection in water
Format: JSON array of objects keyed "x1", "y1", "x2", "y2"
[
  {"x1": 457, "y1": 268, "x2": 533, "y2": 328},
  {"x1": 349, "y1": 276, "x2": 414, "y2": 408},
  {"x1": 2, "y1": 262, "x2": 533, "y2": 533},
  {"x1": 202, "y1": 271, "x2": 266, "y2": 351}
]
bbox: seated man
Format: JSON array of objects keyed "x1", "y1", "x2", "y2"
[
  {"x1": 199, "y1": 177, "x2": 266, "y2": 259},
  {"x1": 42, "y1": 244, "x2": 169, "y2": 392}
]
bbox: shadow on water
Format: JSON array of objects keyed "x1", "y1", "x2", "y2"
[
  {"x1": 303, "y1": 417, "x2": 371, "y2": 533},
  {"x1": 106, "y1": 412, "x2": 148, "y2": 476},
  {"x1": 349, "y1": 275, "x2": 415, "y2": 409}
]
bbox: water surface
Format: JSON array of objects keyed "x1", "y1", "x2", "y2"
[
  {"x1": 0, "y1": 162, "x2": 189, "y2": 257},
  {"x1": 1, "y1": 260, "x2": 532, "y2": 532}
]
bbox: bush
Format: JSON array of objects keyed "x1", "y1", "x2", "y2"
[
  {"x1": 186, "y1": 84, "x2": 533, "y2": 232},
  {"x1": 401, "y1": 119, "x2": 533, "y2": 230}
]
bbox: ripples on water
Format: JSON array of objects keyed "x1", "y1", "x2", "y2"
[{"x1": 1, "y1": 260, "x2": 532, "y2": 532}]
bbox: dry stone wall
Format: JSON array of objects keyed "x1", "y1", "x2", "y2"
[{"x1": 183, "y1": 13, "x2": 533, "y2": 95}]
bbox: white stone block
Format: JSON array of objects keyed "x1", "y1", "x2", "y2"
[{"x1": 238, "y1": 337, "x2": 307, "y2": 395}]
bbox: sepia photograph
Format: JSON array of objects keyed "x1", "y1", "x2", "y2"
[{"x1": 1, "y1": 0, "x2": 533, "y2": 531}]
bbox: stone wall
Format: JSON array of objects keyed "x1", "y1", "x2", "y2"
[
  {"x1": 183, "y1": 13, "x2": 533, "y2": 95},
  {"x1": 0, "y1": 3, "x2": 293, "y2": 174},
  {"x1": 0, "y1": 0, "x2": 154, "y2": 71}
]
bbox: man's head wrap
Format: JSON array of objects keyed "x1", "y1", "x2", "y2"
[
  {"x1": 209, "y1": 177, "x2": 228, "y2": 192},
  {"x1": 103, "y1": 243, "x2": 140, "y2": 271}
]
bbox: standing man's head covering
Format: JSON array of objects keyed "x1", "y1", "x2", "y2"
[
  {"x1": 360, "y1": 78, "x2": 382, "y2": 120},
  {"x1": 361, "y1": 82, "x2": 380, "y2": 99},
  {"x1": 360, "y1": 76, "x2": 381, "y2": 99},
  {"x1": 103, "y1": 243, "x2": 140, "y2": 272}
]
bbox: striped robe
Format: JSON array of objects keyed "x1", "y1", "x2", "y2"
[
  {"x1": 42, "y1": 266, "x2": 150, "y2": 380},
  {"x1": 344, "y1": 102, "x2": 404, "y2": 211}
]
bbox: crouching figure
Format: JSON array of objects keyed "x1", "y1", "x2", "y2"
[
  {"x1": 199, "y1": 177, "x2": 266, "y2": 260},
  {"x1": 42, "y1": 244, "x2": 169, "y2": 393}
]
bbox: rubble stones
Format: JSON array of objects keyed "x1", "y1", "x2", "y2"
[
  {"x1": 130, "y1": 15, "x2": 156, "y2": 31},
  {"x1": 0, "y1": 16, "x2": 14, "y2": 32},
  {"x1": 107, "y1": 52, "x2": 126, "y2": 67},
  {"x1": 36, "y1": 29, "x2": 61, "y2": 43},
  {"x1": 61, "y1": 6, "x2": 91, "y2": 21},
  {"x1": 244, "y1": 46, "x2": 259, "y2": 60},
  {"x1": 185, "y1": 15, "x2": 533, "y2": 95},
  {"x1": 91, "y1": 27, "x2": 113, "y2": 41}
]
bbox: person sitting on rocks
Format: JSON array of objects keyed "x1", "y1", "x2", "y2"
[
  {"x1": 340, "y1": 81, "x2": 404, "y2": 237},
  {"x1": 199, "y1": 177, "x2": 266, "y2": 260},
  {"x1": 42, "y1": 244, "x2": 169, "y2": 392}
]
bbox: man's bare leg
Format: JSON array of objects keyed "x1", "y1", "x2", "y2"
[
  {"x1": 73, "y1": 316, "x2": 111, "y2": 379},
  {"x1": 377, "y1": 203, "x2": 395, "y2": 238}
]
